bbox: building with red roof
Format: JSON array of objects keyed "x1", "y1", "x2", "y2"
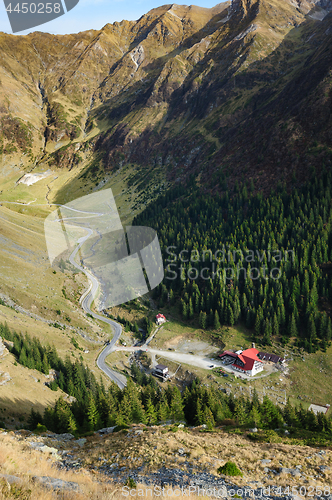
[
  {"x1": 156, "y1": 313, "x2": 166, "y2": 325},
  {"x1": 219, "y1": 346, "x2": 264, "y2": 376}
]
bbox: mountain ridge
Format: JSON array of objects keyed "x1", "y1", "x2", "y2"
[{"x1": 1, "y1": 0, "x2": 332, "y2": 205}]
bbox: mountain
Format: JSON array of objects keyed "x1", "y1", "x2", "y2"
[{"x1": 1, "y1": 0, "x2": 332, "y2": 205}]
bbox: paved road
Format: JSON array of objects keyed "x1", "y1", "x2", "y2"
[
  {"x1": 115, "y1": 345, "x2": 216, "y2": 369},
  {"x1": 68, "y1": 228, "x2": 127, "y2": 389}
]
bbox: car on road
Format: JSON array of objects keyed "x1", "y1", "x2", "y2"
[{"x1": 209, "y1": 365, "x2": 214, "y2": 368}]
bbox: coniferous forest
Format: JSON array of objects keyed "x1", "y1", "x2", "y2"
[{"x1": 134, "y1": 170, "x2": 332, "y2": 353}]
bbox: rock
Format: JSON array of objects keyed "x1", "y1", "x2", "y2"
[
  {"x1": 75, "y1": 438, "x2": 86, "y2": 447},
  {"x1": 320, "y1": 465, "x2": 331, "y2": 471},
  {"x1": 0, "y1": 337, "x2": 7, "y2": 357},
  {"x1": 178, "y1": 448, "x2": 184, "y2": 455},
  {"x1": 278, "y1": 467, "x2": 300, "y2": 476},
  {"x1": 0, "y1": 372, "x2": 11, "y2": 386},
  {"x1": 29, "y1": 442, "x2": 61, "y2": 459},
  {"x1": 261, "y1": 459, "x2": 271, "y2": 465},
  {"x1": 0, "y1": 474, "x2": 22, "y2": 485},
  {"x1": 57, "y1": 433, "x2": 75, "y2": 441},
  {"x1": 178, "y1": 424, "x2": 184, "y2": 428},
  {"x1": 98, "y1": 426, "x2": 116, "y2": 435},
  {"x1": 33, "y1": 476, "x2": 80, "y2": 492},
  {"x1": 134, "y1": 430, "x2": 143, "y2": 436},
  {"x1": 249, "y1": 428, "x2": 258, "y2": 433},
  {"x1": 263, "y1": 467, "x2": 270, "y2": 472},
  {"x1": 284, "y1": 430, "x2": 289, "y2": 435}
]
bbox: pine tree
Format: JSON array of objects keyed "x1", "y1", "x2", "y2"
[
  {"x1": 227, "y1": 305, "x2": 235, "y2": 326},
  {"x1": 288, "y1": 314, "x2": 297, "y2": 338},
  {"x1": 87, "y1": 396, "x2": 99, "y2": 431},
  {"x1": 158, "y1": 399, "x2": 169, "y2": 423},
  {"x1": 214, "y1": 310, "x2": 221, "y2": 330},
  {"x1": 188, "y1": 298, "x2": 194, "y2": 320},
  {"x1": 145, "y1": 398, "x2": 158, "y2": 425},
  {"x1": 203, "y1": 406, "x2": 215, "y2": 430},
  {"x1": 195, "y1": 398, "x2": 204, "y2": 425},
  {"x1": 326, "y1": 318, "x2": 332, "y2": 342},
  {"x1": 249, "y1": 406, "x2": 261, "y2": 428},
  {"x1": 254, "y1": 312, "x2": 261, "y2": 338},
  {"x1": 170, "y1": 387, "x2": 185, "y2": 422},
  {"x1": 199, "y1": 311, "x2": 207, "y2": 329},
  {"x1": 233, "y1": 398, "x2": 247, "y2": 426},
  {"x1": 272, "y1": 313, "x2": 279, "y2": 337},
  {"x1": 181, "y1": 300, "x2": 188, "y2": 320}
]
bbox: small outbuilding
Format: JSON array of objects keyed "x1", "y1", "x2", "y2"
[
  {"x1": 156, "y1": 313, "x2": 166, "y2": 325},
  {"x1": 308, "y1": 403, "x2": 330, "y2": 415},
  {"x1": 154, "y1": 364, "x2": 169, "y2": 379}
]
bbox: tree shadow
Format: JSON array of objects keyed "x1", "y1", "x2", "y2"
[{"x1": 0, "y1": 395, "x2": 53, "y2": 429}]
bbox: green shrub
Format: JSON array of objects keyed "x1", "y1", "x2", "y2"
[
  {"x1": 34, "y1": 423, "x2": 47, "y2": 434},
  {"x1": 247, "y1": 429, "x2": 283, "y2": 443},
  {"x1": 125, "y1": 477, "x2": 137, "y2": 488},
  {"x1": 217, "y1": 461, "x2": 243, "y2": 477}
]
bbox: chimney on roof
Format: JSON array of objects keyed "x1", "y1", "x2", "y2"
[{"x1": 252, "y1": 342, "x2": 255, "y2": 349}]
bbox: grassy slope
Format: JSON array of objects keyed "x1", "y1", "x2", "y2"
[{"x1": 0, "y1": 430, "x2": 114, "y2": 499}]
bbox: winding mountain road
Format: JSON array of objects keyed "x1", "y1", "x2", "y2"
[{"x1": 68, "y1": 228, "x2": 127, "y2": 390}]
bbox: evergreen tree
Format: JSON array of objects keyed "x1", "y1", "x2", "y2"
[
  {"x1": 145, "y1": 398, "x2": 158, "y2": 425},
  {"x1": 199, "y1": 311, "x2": 207, "y2": 329},
  {"x1": 214, "y1": 310, "x2": 221, "y2": 330}
]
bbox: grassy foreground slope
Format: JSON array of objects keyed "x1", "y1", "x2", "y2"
[{"x1": 0, "y1": 424, "x2": 331, "y2": 499}]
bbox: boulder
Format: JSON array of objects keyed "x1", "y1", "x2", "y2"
[
  {"x1": 0, "y1": 474, "x2": 22, "y2": 485},
  {"x1": 33, "y1": 476, "x2": 80, "y2": 492},
  {"x1": 75, "y1": 438, "x2": 86, "y2": 447},
  {"x1": 57, "y1": 433, "x2": 75, "y2": 441},
  {"x1": 98, "y1": 427, "x2": 115, "y2": 435},
  {"x1": 29, "y1": 442, "x2": 61, "y2": 459}
]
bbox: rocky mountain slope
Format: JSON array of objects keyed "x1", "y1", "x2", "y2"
[
  {"x1": 1, "y1": 0, "x2": 332, "y2": 202},
  {"x1": 1, "y1": 424, "x2": 331, "y2": 499}
]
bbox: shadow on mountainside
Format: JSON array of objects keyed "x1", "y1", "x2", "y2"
[
  {"x1": 54, "y1": 3, "x2": 332, "y2": 205},
  {"x1": 0, "y1": 396, "x2": 52, "y2": 427}
]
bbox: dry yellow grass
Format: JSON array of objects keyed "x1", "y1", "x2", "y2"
[
  {"x1": 0, "y1": 349, "x2": 64, "y2": 424},
  {"x1": 0, "y1": 431, "x2": 113, "y2": 499},
  {"x1": 0, "y1": 424, "x2": 331, "y2": 499}
]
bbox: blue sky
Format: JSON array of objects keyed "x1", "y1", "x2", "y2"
[{"x1": 0, "y1": 0, "x2": 220, "y2": 36}]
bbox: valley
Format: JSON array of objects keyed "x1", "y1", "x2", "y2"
[{"x1": 1, "y1": 0, "x2": 332, "y2": 495}]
